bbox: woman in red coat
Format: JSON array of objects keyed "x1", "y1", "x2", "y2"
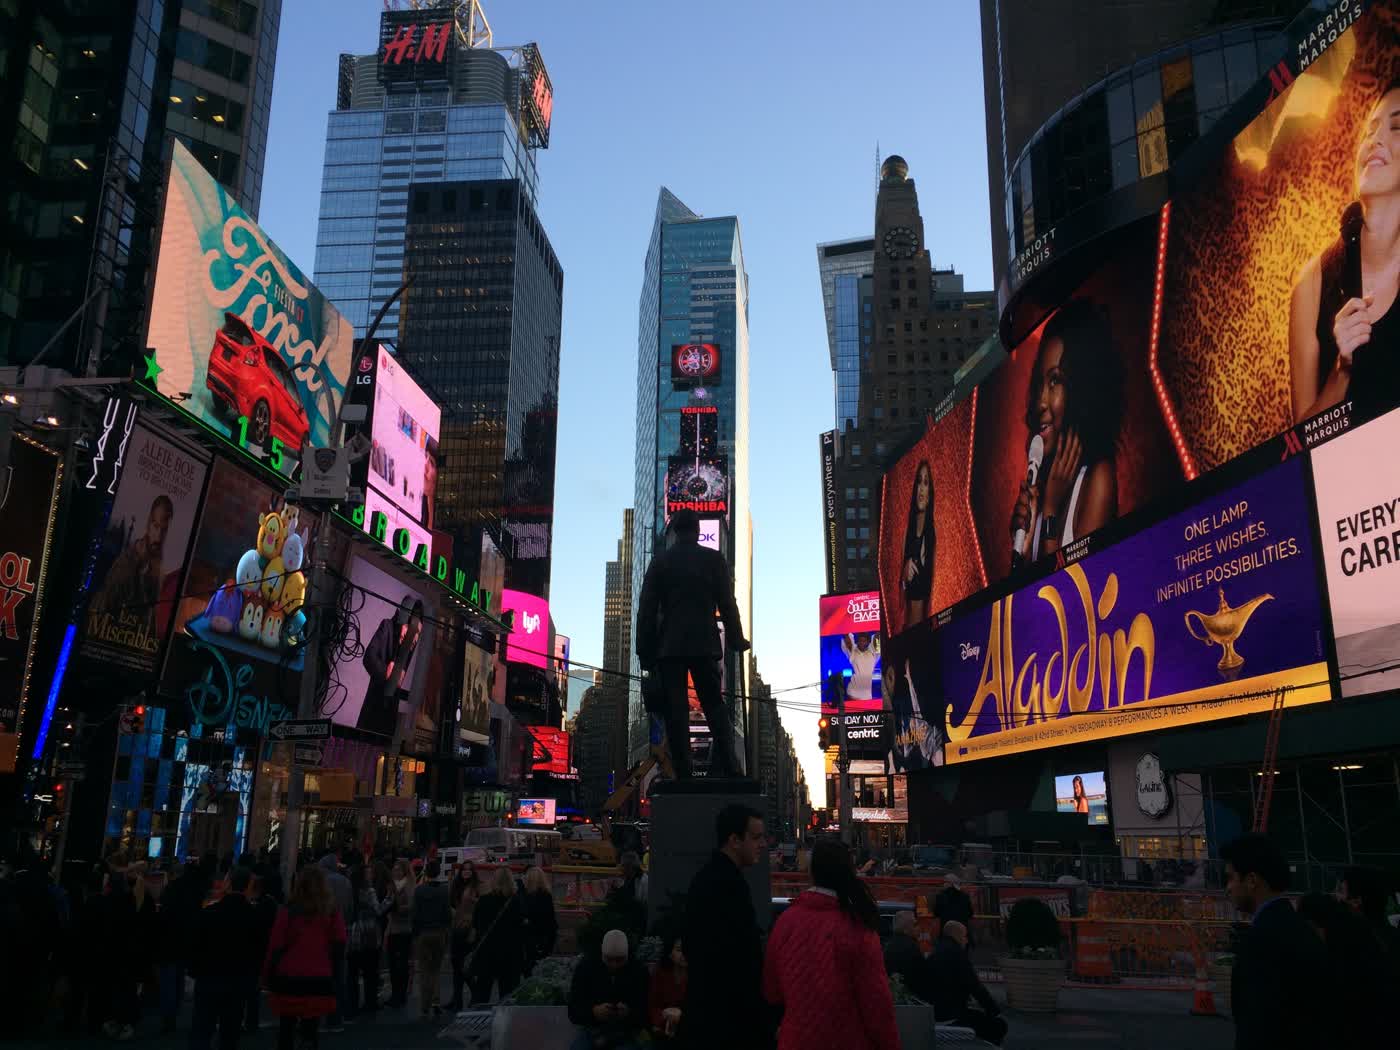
[
  {"x1": 763, "y1": 840, "x2": 900, "y2": 1050},
  {"x1": 263, "y1": 865, "x2": 347, "y2": 1050}
]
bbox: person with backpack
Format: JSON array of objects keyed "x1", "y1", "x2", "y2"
[{"x1": 346, "y1": 864, "x2": 390, "y2": 1017}]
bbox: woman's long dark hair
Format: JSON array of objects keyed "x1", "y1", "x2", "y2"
[
  {"x1": 810, "y1": 839, "x2": 879, "y2": 932},
  {"x1": 1024, "y1": 299, "x2": 1123, "y2": 466},
  {"x1": 904, "y1": 460, "x2": 934, "y2": 546}
]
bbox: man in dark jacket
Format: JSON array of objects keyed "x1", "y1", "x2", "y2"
[
  {"x1": 189, "y1": 867, "x2": 262, "y2": 1050},
  {"x1": 929, "y1": 921, "x2": 1006, "y2": 1046},
  {"x1": 884, "y1": 911, "x2": 932, "y2": 1002},
  {"x1": 681, "y1": 804, "x2": 769, "y2": 1049},
  {"x1": 635, "y1": 509, "x2": 749, "y2": 778},
  {"x1": 1221, "y1": 834, "x2": 1330, "y2": 1050},
  {"x1": 567, "y1": 929, "x2": 648, "y2": 1049}
]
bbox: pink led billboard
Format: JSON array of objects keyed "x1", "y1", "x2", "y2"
[{"x1": 501, "y1": 588, "x2": 548, "y2": 669}]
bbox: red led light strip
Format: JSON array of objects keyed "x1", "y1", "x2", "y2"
[
  {"x1": 965, "y1": 392, "x2": 988, "y2": 588},
  {"x1": 1147, "y1": 202, "x2": 1198, "y2": 480}
]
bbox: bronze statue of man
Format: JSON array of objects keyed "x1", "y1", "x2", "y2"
[{"x1": 636, "y1": 510, "x2": 750, "y2": 778}]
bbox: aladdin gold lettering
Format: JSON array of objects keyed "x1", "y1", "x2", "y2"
[{"x1": 947, "y1": 564, "x2": 1155, "y2": 745}]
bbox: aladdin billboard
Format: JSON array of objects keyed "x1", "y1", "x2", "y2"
[
  {"x1": 932, "y1": 457, "x2": 1330, "y2": 764},
  {"x1": 146, "y1": 141, "x2": 354, "y2": 475}
]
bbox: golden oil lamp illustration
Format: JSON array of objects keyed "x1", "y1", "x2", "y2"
[{"x1": 1184, "y1": 587, "x2": 1273, "y2": 679}]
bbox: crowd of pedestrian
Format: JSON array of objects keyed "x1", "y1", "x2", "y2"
[{"x1": 0, "y1": 841, "x2": 559, "y2": 1046}]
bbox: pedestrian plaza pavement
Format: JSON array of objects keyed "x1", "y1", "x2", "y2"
[{"x1": 10, "y1": 971, "x2": 1235, "y2": 1050}]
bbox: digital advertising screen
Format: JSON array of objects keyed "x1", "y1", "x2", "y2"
[
  {"x1": 879, "y1": 222, "x2": 1178, "y2": 638},
  {"x1": 160, "y1": 458, "x2": 315, "y2": 736},
  {"x1": 934, "y1": 455, "x2": 1330, "y2": 765},
  {"x1": 365, "y1": 345, "x2": 441, "y2": 530},
  {"x1": 146, "y1": 141, "x2": 353, "y2": 473},
  {"x1": 1311, "y1": 406, "x2": 1400, "y2": 697},
  {"x1": 80, "y1": 427, "x2": 208, "y2": 674},
  {"x1": 328, "y1": 555, "x2": 428, "y2": 737},
  {"x1": 698, "y1": 519, "x2": 722, "y2": 551},
  {"x1": 531, "y1": 727, "x2": 571, "y2": 776},
  {"x1": 666, "y1": 456, "x2": 729, "y2": 518},
  {"x1": 0, "y1": 436, "x2": 61, "y2": 739},
  {"x1": 1055, "y1": 771, "x2": 1109, "y2": 826},
  {"x1": 517, "y1": 797, "x2": 557, "y2": 826},
  {"x1": 500, "y1": 588, "x2": 549, "y2": 669},
  {"x1": 819, "y1": 591, "x2": 883, "y2": 714},
  {"x1": 671, "y1": 342, "x2": 722, "y2": 384},
  {"x1": 1159, "y1": 4, "x2": 1400, "y2": 465},
  {"x1": 460, "y1": 633, "x2": 493, "y2": 745}
]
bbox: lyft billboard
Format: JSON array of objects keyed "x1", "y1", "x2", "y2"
[{"x1": 501, "y1": 588, "x2": 548, "y2": 669}]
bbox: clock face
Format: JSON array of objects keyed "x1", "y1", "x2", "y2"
[
  {"x1": 883, "y1": 225, "x2": 919, "y2": 260},
  {"x1": 675, "y1": 343, "x2": 718, "y2": 378}
]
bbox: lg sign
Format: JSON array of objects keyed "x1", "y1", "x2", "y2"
[{"x1": 501, "y1": 588, "x2": 549, "y2": 670}]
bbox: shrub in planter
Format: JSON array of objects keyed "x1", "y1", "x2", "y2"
[
  {"x1": 1001, "y1": 896, "x2": 1064, "y2": 1012},
  {"x1": 1006, "y1": 896, "x2": 1061, "y2": 956}
]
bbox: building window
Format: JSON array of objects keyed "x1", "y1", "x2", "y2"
[
  {"x1": 859, "y1": 506, "x2": 870, "y2": 520},
  {"x1": 845, "y1": 507, "x2": 856, "y2": 520},
  {"x1": 845, "y1": 487, "x2": 855, "y2": 500},
  {"x1": 903, "y1": 321, "x2": 912, "y2": 333},
  {"x1": 846, "y1": 527, "x2": 857, "y2": 539},
  {"x1": 858, "y1": 487, "x2": 869, "y2": 499},
  {"x1": 846, "y1": 547, "x2": 857, "y2": 561}
]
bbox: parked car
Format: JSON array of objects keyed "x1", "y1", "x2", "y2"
[{"x1": 206, "y1": 312, "x2": 310, "y2": 449}]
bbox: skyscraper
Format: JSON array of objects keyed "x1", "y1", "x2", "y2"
[
  {"x1": 0, "y1": 0, "x2": 282, "y2": 374},
  {"x1": 602, "y1": 509, "x2": 634, "y2": 688},
  {"x1": 313, "y1": 5, "x2": 560, "y2": 591},
  {"x1": 313, "y1": 5, "x2": 547, "y2": 343},
  {"x1": 817, "y1": 158, "x2": 995, "y2": 594},
  {"x1": 630, "y1": 189, "x2": 752, "y2": 766}
]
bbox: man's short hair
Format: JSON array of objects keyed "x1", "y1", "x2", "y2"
[
  {"x1": 425, "y1": 860, "x2": 441, "y2": 880},
  {"x1": 715, "y1": 803, "x2": 763, "y2": 849},
  {"x1": 1221, "y1": 833, "x2": 1290, "y2": 892},
  {"x1": 228, "y1": 866, "x2": 253, "y2": 893},
  {"x1": 669, "y1": 509, "x2": 700, "y2": 537},
  {"x1": 893, "y1": 910, "x2": 917, "y2": 936}
]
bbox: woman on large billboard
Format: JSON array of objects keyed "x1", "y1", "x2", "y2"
[
  {"x1": 1009, "y1": 300, "x2": 1124, "y2": 563},
  {"x1": 1289, "y1": 79, "x2": 1400, "y2": 423},
  {"x1": 900, "y1": 460, "x2": 935, "y2": 625}
]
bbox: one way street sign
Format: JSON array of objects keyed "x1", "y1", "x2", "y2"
[{"x1": 269, "y1": 719, "x2": 332, "y2": 742}]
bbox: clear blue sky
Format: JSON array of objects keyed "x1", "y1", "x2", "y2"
[{"x1": 259, "y1": 0, "x2": 993, "y2": 792}]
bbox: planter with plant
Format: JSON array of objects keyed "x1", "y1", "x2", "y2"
[
  {"x1": 888, "y1": 973, "x2": 936, "y2": 1049},
  {"x1": 1000, "y1": 896, "x2": 1065, "y2": 1012},
  {"x1": 490, "y1": 956, "x2": 580, "y2": 1050}
]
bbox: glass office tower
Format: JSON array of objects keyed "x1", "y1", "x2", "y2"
[
  {"x1": 312, "y1": 11, "x2": 541, "y2": 343},
  {"x1": 630, "y1": 188, "x2": 752, "y2": 767}
]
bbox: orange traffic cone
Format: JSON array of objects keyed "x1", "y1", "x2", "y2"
[{"x1": 1190, "y1": 966, "x2": 1218, "y2": 1016}]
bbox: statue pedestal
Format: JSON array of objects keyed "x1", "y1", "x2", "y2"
[{"x1": 646, "y1": 778, "x2": 772, "y2": 932}]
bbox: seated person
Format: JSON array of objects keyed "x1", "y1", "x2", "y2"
[
  {"x1": 647, "y1": 933, "x2": 688, "y2": 1043},
  {"x1": 568, "y1": 929, "x2": 648, "y2": 1050},
  {"x1": 929, "y1": 920, "x2": 1008, "y2": 1047},
  {"x1": 883, "y1": 911, "x2": 933, "y2": 1002}
]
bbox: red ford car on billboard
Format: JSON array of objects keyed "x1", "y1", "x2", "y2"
[{"x1": 205, "y1": 313, "x2": 311, "y2": 450}]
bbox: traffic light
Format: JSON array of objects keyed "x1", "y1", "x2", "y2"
[
  {"x1": 131, "y1": 704, "x2": 145, "y2": 734},
  {"x1": 818, "y1": 716, "x2": 830, "y2": 751},
  {"x1": 52, "y1": 781, "x2": 67, "y2": 817}
]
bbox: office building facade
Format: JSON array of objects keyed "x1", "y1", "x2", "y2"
[
  {"x1": 313, "y1": 6, "x2": 546, "y2": 342},
  {"x1": 979, "y1": 0, "x2": 1298, "y2": 296},
  {"x1": 817, "y1": 158, "x2": 995, "y2": 594},
  {"x1": 630, "y1": 188, "x2": 752, "y2": 765},
  {"x1": 1, "y1": 0, "x2": 281, "y2": 373}
]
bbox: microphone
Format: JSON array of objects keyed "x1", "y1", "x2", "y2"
[{"x1": 1011, "y1": 434, "x2": 1045, "y2": 564}]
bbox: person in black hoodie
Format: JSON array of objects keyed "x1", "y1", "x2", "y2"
[
  {"x1": 520, "y1": 867, "x2": 558, "y2": 975},
  {"x1": 189, "y1": 867, "x2": 262, "y2": 1050},
  {"x1": 1221, "y1": 834, "x2": 1330, "y2": 1050},
  {"x1": 245, "y1": 869, "x2": 279, "y2": 1032},
  {"x1": 568, "y1": 929, "x2": 648, "y2": 1050},
  {"x1": 680, "y1": 804, "x2": 770, "y2": 1049}
]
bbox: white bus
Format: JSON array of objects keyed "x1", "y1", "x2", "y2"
[{"x1": 465, "y1": 826, "x2": 562, "y2": 869}]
